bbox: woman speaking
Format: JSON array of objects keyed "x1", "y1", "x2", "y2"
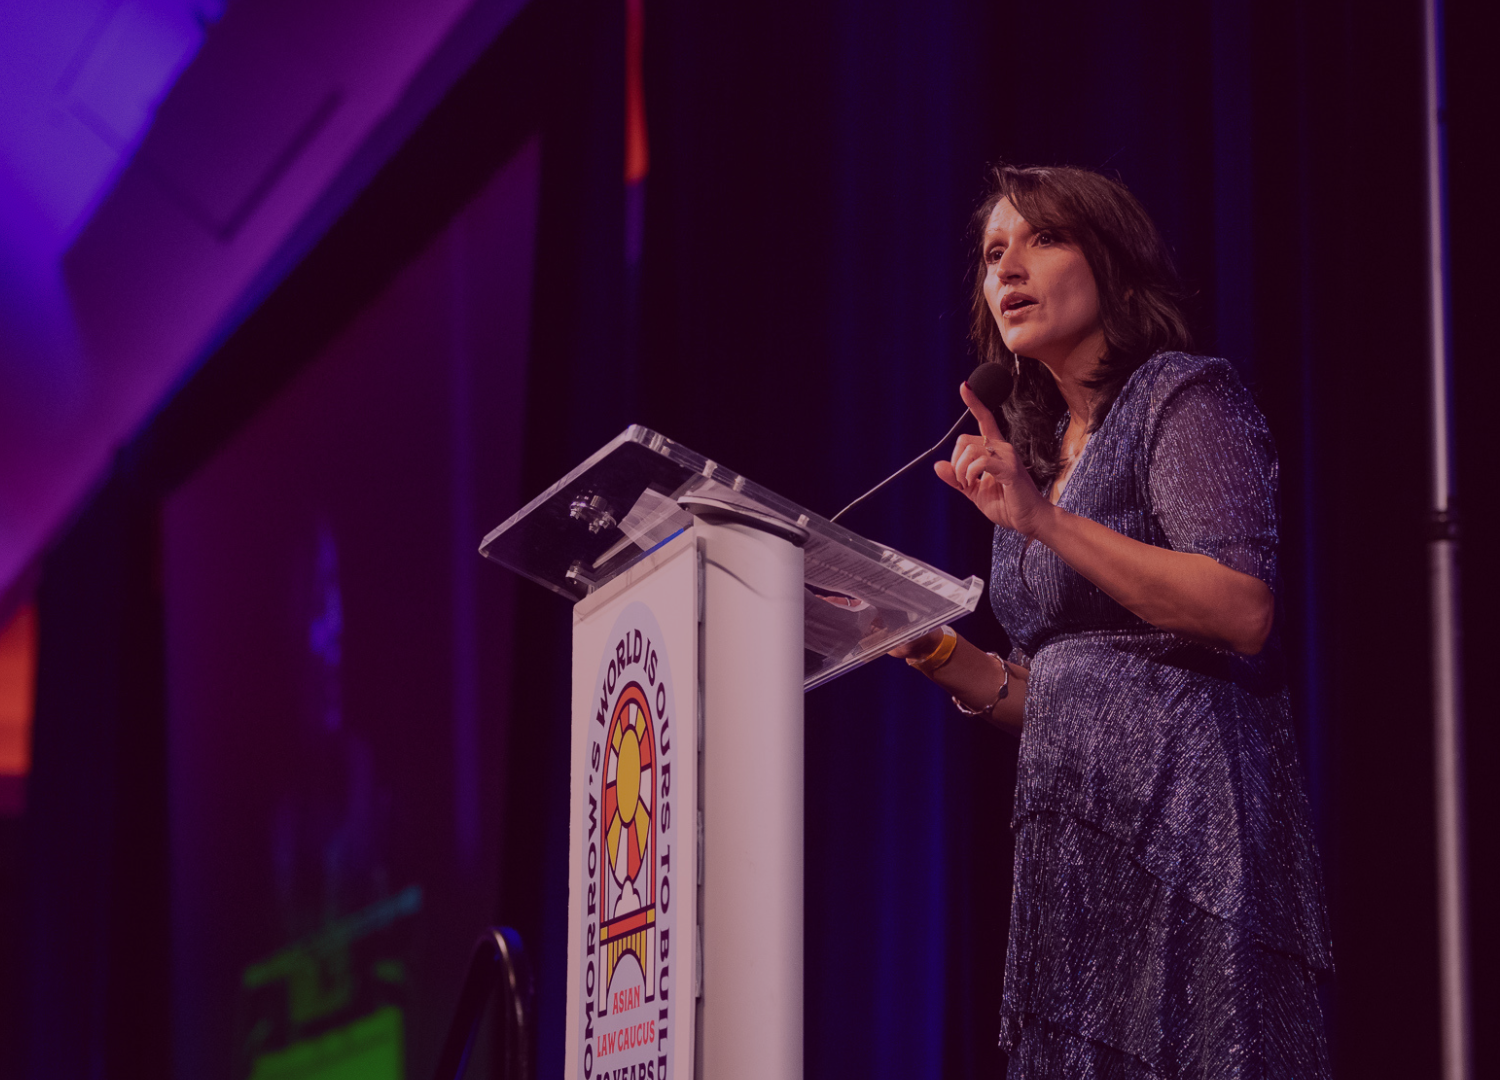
[{"x1": 893, "y1": 165, "x2": 1332, "y2": 1078}]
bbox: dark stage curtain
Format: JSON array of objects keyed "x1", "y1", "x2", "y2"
[
  {"x1": 562, "y1": 0, "x2": 1494, "y2": 1075},
  {"x1": 13, "y1": 0, "x2": 1496, "y2": 1077}
]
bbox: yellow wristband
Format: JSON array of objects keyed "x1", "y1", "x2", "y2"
[{"x1": 905, "y1": 625, "x2": 958, "y2": 676}]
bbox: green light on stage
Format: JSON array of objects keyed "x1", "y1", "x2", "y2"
[
  {"x1": 241, "y1": 885, "x2": 423, "y2": 1027},
  {"x1": 235, "y1": 885, "x2": 422, "y2": 1076},
  {"x1": 248, "y1": 1005, "x2": 404, "y2": 1080}
]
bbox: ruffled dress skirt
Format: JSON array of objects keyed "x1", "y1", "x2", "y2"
[{"x1": 1000, "y1": 812, "x2": 1330, "y2": 1080}]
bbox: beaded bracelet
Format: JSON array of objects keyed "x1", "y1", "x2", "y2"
[{"x1": 953, "y1": 653, "x2": 1009, "y2": 717}]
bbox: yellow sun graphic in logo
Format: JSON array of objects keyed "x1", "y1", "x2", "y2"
[{"x1": 604, "y1": 684, "x2": 654, "y2": 902}]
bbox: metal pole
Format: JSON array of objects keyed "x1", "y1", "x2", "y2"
[
  {"x1": 431, "y1": 927, "x2": 533, "y2": 1080},
  {"x1": 1421, "y1": 1, "x2": 1470, "y2": 1078}
]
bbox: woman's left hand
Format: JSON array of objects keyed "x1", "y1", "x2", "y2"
[{"x1": 935, "y1": 382, "x2": 1056, "y2": 539}]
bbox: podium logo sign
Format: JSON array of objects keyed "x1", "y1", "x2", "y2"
[{"x1": 577, "y1": 602, "x2": 682, "y2": 1078}]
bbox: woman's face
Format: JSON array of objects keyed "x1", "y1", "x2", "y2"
[{"x1": 982, "y1": 197, "x2": 1105, "y2": 372}]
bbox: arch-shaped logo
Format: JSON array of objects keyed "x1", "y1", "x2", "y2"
[
  {"x1": 601, "y1": 680, "x2": 656, "y2": 1003},
  {"x1": 579, "y1": 601, "x2": 681, "y2": 1078}
]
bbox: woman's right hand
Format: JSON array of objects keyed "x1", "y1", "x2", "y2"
[{"x1": 935, "y1": 382, "x2": 1057, "y2": 539}]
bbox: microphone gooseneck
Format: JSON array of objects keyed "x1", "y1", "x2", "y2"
[
  {"x1": 829, "y1": 362, "x2": 1013, "y2": 525},
  {"x1": 829, "y1": 410, "x2": 971, "y2": 524}
]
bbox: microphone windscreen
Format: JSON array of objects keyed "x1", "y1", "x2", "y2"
[{"x1": 966, "y1": 362, "x2": 1014, "y2": 416}]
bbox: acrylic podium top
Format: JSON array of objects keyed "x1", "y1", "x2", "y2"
[{"x1": 479, "y1": 426, "x2": 983, "y2": 690}]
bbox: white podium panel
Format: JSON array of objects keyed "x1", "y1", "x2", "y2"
[
  {"x1": 697, "y1": 520, "x2": 804, "y2": 1080},
  {"x1": 566, "y1": 532, "x2": 700, "y2": 1080}
]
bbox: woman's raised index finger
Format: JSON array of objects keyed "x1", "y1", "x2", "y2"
[{"x1": 959, "y1": 381, "x2": 1006, "y2": 443}]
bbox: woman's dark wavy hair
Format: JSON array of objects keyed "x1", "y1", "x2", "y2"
[{"x1": 970, "y1": 164, "x2": 1192, "y2": 488}]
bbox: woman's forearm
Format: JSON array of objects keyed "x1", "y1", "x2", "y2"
[
  {"x1": 897, "y1": 630, "x2": 1027, "y2": 733},
  {"x1": 1030, "y1": 504, "x2": 1274, "y2": 654}
]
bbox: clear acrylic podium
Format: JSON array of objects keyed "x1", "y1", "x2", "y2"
[{"x1": 480, "y1": 426, "x2": 982, "y2": 1079}]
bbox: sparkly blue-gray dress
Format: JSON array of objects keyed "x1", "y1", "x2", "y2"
[{"x1": 990, "y1": 352, "x2": 1333, "y2": 1079}]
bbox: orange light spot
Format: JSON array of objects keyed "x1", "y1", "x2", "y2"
[
  {"x1": 0, "y1": 603, "x2": 37, "y2": 777},
  {"x1": 625, "y1": 0, "x2": 649, "y2": 182}
]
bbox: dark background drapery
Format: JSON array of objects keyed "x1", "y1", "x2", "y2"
[{"x1": 4, "y1": 0, "x2": 1496, "y2": 1076}]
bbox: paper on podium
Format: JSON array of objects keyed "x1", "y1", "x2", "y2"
[{"x1": 480, "y1": 426, "x2": 983, "y2": 690}]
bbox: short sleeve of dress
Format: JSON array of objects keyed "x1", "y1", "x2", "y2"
[{"x1": 1144, "y1": 358, "x2": 1279, "y2": 588}]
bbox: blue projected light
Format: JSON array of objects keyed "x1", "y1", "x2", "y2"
[{"x1": 0, "y1": 0, "x2": 225, "y2": 242}]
